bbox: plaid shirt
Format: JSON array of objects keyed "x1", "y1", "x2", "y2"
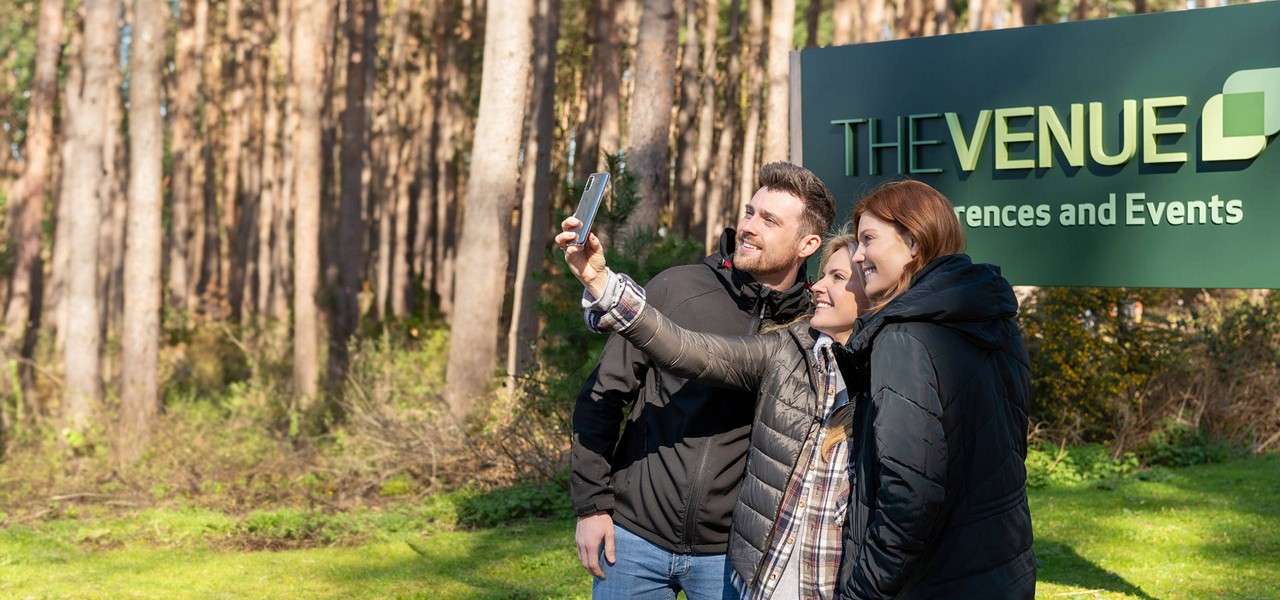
[
  {"x1": 584, "y1": 272, "x2": 851, "y2": 599},
  {"x1": 736, "y1": 336, "x2": 850, "y2": 600}
]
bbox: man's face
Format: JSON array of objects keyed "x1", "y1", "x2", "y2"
[{"x1": 734, "y1": 188, "x2": 810, "y2": 278}]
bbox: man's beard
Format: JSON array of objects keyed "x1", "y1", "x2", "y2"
[{"x1": 735, "y1": 238, "x2": 796, "y2": 280}]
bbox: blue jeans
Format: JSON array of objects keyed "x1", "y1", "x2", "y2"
[{"x1": 592, "y1": 524, "x2": 740, "y2": 600}]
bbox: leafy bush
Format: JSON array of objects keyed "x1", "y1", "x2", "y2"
[
  {"x1": 1136, "y1": 419, "x2": 1234, "y2": 468},
  {"x1": 1025, "y1": 442, "x2": 1140, "y2": 488},
  {"x1": 424, "y1": 479, "x2": 572, "y2": 530}
]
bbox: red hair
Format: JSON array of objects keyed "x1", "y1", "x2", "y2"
[{"x1": 853, "y1": 180, "x2": 965, "y2": 305}]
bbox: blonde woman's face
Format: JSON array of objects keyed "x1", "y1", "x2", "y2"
[
  {"x1": 810, "y1": 246, "x2": 867, "y2": 342},
  {"x1": 853, "y1": 213, "x2": 917, "y2": 300}
]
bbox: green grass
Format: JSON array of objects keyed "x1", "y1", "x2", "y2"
[{"x1": 1, "y1": 455, "x2": 1277, "y2": 599}]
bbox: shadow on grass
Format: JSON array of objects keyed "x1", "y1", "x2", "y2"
[
  {"x1": 322, "y1": 518, "x2": 580, "y2": 599},
  {"x1": 1035, "y1": 539, "x2": 1155, "y2": 599}
]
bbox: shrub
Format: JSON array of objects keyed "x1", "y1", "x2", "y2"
[
  {"x1": 1136, "y1": 419, "x2": 1234, "y2": 468},
  {"x1": 1025, "y1": 442, "x2": 1140, "y2": 488}
]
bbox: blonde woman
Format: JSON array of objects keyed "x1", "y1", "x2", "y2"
[{"x1": 559, "y1": 219, "x2": 866, "y2": 600}]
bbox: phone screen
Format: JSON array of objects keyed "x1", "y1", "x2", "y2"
[{"x1": 572, "y1": 172, "x2": 610, "y2": 245}]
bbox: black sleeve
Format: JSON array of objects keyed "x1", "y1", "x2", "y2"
[
  {"x1": 843, "y1": 329, "x2": 948, "y2": 599},
  {"x1": 568, "y1": 274, "x2": 669, "y2": 517}
]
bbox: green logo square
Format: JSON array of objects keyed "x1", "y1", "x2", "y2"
[{"x1": 1222, "y1": 91, "x2": 1265, "y2": 137}]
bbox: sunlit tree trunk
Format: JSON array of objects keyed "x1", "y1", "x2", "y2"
[
  {"x1": 507, "y1": 0, "x2": 560, "y2": 387},
  {"x1": 737, "y1": 0, "x2": 764, "y2": 217},
  {"x1": 119, "y1": 0, "x2": 166, "y2": 462},
  {"x1": 62, "y1": 0, "x2": 121, "y2": 431},
  {"x1": 291, "y1": 0, "x2": 334, "y2": 404},
  {"x1": 620, "y1": 0, "x2": 677, "y2": 237},
  {"x1": 672, "y1": 0, "x2": 701, "y2": 237},
  {"x1": 762, "y1": 0, "x2": 794, "y2": 163},
  {"x1": 444, "y1": 0, "x2": 536, "y2": 419},
  {"x1": 3, "y1": 0, "x2": 64, "y2": 397},
  {"x1": 707, "y1": 0, "x2": 742, "y2": 251}
]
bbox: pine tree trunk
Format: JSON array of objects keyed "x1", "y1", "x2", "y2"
[
  {"x1": 620, "y1": 0, "x2": 677, "y2": 237},
  {"x1": 690, "y1": 0, "x2": 719, "y2": 245},
  {"x1": 119, "y1": 0, "x2": 166, "y2": 462},
  {"x1": 506, "y1": 0, "x2": 560, "y2": 387},
  {"x1": 167, "y1": 0, "x2": 205, "y2": 314},
  {"x1": 443, "y1": 0, "x2": 536, "y2": 419},
  {"x1": 3, "y1": 0, "x2": 64, "y2": 391},
  {"x1": 672, "y1": 0, "x2": 701, "y2": 237},
  {"x1": 738, "y1": 0, "x2": 765, "y2": 217},
  {"x1": 596, "y1": 0, "x2": 624, "y2": 167},
  {"x1": 806, "y1": 0, "x2": 822, "y2": 46},
  {"x1": 832, "y1": 0, "x2": 856, "y2": 44},
  {"x1": 864, "y1": 0, "x2": 885, "y2": 40},
  {"x1": 62, "y1": 0, "x2": 121, "y2": 431},
  {"x1": 762, "y1": 0, "x2": 794, "y2": 163},
  {"x1": 291, "y1": 0, "x2": 334, "y2": 405},
  {"x1": 219, "y1": 0, "x2": 247, "y2": 318},
  {"x1": 707, "y1": 0, "x2": 742, "y2": 252},
  {"x1": 331, "y1": 0, "x2": 375, "y2": 385}
]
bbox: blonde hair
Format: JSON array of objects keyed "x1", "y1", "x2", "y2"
[{"x1": 815, "y1": 225, "x2": 859, "y2": 461}]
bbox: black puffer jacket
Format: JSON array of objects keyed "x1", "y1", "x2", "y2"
[
  {"x1": 608, "y1": 303, "x2": 829, "y2": 586},
  {"x1": 570, "y1": 229, "x2": 812, "y2": 554},
  {"x1": 835, "y1": 254, "x2": 1035, "y2": 600}
]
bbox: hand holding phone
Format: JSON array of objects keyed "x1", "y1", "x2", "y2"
[
  {"x1": 572, "y1": 172, "x2": 610, "y2": 245},
  {"x1": 555, "y1": 173, "x2": 612, "y2": 298}
]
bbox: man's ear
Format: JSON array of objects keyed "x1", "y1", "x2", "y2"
[{"x1": 797, "y1": 233, "x2": 822, "y2": 259}]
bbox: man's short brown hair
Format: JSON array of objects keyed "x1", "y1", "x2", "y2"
[{"x1": 757, "y1": 162, "x2": 836, "y2": 238}]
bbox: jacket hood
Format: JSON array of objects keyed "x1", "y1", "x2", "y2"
[
  {"x1": 846, "y1": 253, "x2": 1018, "y2": 355},
  {"x1": 705, "y1": 228, "x2": 813, "y2": 324}
]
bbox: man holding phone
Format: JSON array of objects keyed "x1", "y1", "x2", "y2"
[{"x1": 571, "y1": 162, "x2": 836, "y2": 599}]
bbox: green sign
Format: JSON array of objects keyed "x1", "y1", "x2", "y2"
[{"x1": 797, "y1": 3, "x2": 1280, "y2": 288}]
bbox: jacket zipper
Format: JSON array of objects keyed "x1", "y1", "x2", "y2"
[{"x1": 682, "y1": 437, "x2": 713, "y2": 551}]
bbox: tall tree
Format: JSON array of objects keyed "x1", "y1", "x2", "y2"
[
  {"x1": 672, "y1": 0, "x2": 702, "y2": 236},
  {"x1": 119, "y1": 0, "x2": 166, "y2": 461},
  {"x1": 331, "y1": 0, "x2": 376, "y2": 387},
  {"x1": 690, "y1": 0, "x2": 719, "y2": 244},
  {"x1": 443, "y1": 0, "x2": 536, "y2": 418},
  {"x1": 62, "y1": 0, "x2": 120, "y2": 431},
  {"x1": 3, "y1": 0, "x2": 64, "y2": 392},
  {"x1": 291, "y1": 0, "x2": 334, "y2": 404},
  {"x1": 832, "y1": 0, "x2": 856, "y2": 44},
  {"x1": 168, "y1": 0, "x2": 207, "y2": 312},
  {"x1": 707, "y1": 0, "x2": 742, "y2": 250},
  {"x1": 506, "y1": 0, "x2": 561, "y2": 386},
  {"x1": 619, "y1": 0, "x2": 677, "y2": 236},
  {"x1": 737, "y1": 0, "x2": 764, "y2": 217},
  {"x1": 805, "y1": 0, "x2": 822, "y2": 46},
  {"x1": 762, "y1": 0, "x2": 795, "y2": 163}
]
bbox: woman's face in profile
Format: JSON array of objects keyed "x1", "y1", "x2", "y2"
[
  {"x1": 811, "y1": 246, "x2": 866, "y2": 341},
  {"x1": 853, "y1": 213, "x2": 917, "y2": 300}
]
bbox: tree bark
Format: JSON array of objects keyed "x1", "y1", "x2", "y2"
[
  {"x1": 832, "y1": 0, "x2": 856, "y2": 44},
  {"x1": 704, "y1": 0, "x2": 737, "y2": 251},
  {"x1": 690, "y1": 0, "x2": 719, "y2": 245},
  {"x1": 737, "y1": 0, "x2": 764, "y2": 218},
  {"x1": 62, "y1": 0, "x2": 121, "y2": 431},
  {"x1": 119, "y1": 0, "x2": 166, "y2": 462},
  {"x1": 672, "y1": 0, "x2": 701, "y2": 237},
  {"x1": 443, "y1": 0, "x2": 535, "y2": 419},
  {"x1": 619, "y1": 0, "x2": 677, "y2": 237},
  {"x1": 805, "y1": 0, "x2": 822, "y2": 46},
  {"x1": 291, "y1": 0, "x2": 334, "y2": 405},
  {"x1": 331, "y1": 0, "x2": 376, "y2": 386},
  {"x1": 3, "y1": 0, "x2": 64, "y2": 393},
  {"x1": 506, "y1": 0, "x2": 560, "y2": 387},
  {"x1": 762, "y1": 0, "x2": 794, "y2": 163}
]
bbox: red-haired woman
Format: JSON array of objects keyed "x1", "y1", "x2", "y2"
[{"x1": 834, "y1": 180, "x2": 1035, "y2": 600}]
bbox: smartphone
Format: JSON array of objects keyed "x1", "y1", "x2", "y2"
[{"x1": 572, "y1": 172, "x2": 610, "y2": 245}]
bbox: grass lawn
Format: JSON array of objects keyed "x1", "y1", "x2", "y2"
[{"x1": 1, "y1": 455, "x2": 1276, "y2": 599}]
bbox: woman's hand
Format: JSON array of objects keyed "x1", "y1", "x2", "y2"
[{"x1": 555, "y1": 217, "x2": 609, "y2": 299}]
